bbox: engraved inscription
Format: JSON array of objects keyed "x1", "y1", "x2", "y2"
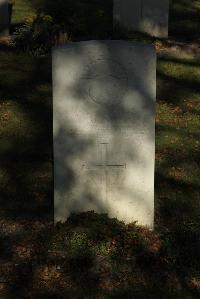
[
  {"x1": 82, "y1": 143, "x2": 126, "y2": 202},
  {"x1": 80, "y1": 59, "x2": 128, "y2": 105}
]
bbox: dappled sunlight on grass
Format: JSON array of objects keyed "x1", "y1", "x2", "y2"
[
  {"x1": 155, "y1": 49, "x2": 200, "y2": 239},
  {"x1": 0, "y1": 0, "x2": 200, "y2": 298},
  {"x1": 158, "y1": 60, "x2": 200, "y2": 83},
  {"x1": 12, "y1": 0, "x2": 35, "y2": 25},
  {"x1": 0, "y1": 47, "x2": 199, "y2": 299},
  {"x1": 0, "y1": 101, "x2": 34, "y2": 137},
  {"x1": 0, "y1": 213, "x2": 199, "y2": 298}
]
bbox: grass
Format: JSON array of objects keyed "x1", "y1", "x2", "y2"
[
  {"x1": 0, "y1": 0, "x2": 200, "y2": 298},
  {"x1": 156, "y1": 56, "x2": 200, "y2": 228},
  {"x1": 169, "y1": 0, "x2": 200, "y2": 40},
  {"x1": 0, "y1": 53, "x2": 53, "y2": 220},
  {"x1": 12, "y1": 0, "x2": 35, "y2": 25}
]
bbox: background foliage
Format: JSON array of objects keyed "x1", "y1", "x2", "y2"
[{"x1": 31, "y1": 0, "x2": 113, "y2": 37}]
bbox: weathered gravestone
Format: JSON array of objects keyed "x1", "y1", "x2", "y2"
[
  {"x1": 113, "y1": 0, "x2": 169, "y2": 38},
  {"x1": 0, "y1": 0, "x2": 9, "y2": 36},
  {"x1": 53, "y1": 41, "x2": 156, "y2": 228}
]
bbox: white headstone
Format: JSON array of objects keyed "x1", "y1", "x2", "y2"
[
  {"x1": 53, "y1": 41, "x2": 156, "y2": 228},
  {"x1": 0, "y1": 0, "x2": 9, "y2": 36},
  {"x1": 113, "y1": 0, "x2": 169, "y2": 38}
]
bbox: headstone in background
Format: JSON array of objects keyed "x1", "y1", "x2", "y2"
[
  {"x1": 113, "y1": 0, "x2": 169, "y2": 38},
  {"x1": 0, "y1": 0, "x2": 9, "y2": 36},
  {"x1": 53, "y1": 41, "x2": 156, "y2": 228},
  {"x1": 113, "y1": 0, "x2": 141, "y2": 33}
]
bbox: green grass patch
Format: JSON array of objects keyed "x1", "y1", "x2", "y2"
[
  {"x1": 156, "y1": 54, "x2": 200, "y2": 231},
  {"x1": 12, "y1": 0, "x2": 35, "y2": 24}
]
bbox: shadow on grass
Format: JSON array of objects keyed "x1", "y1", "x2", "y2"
[
  {"x1": 169, "y1": 0, "x2": 200, "y2": 41},
  {"x1": 159, "y1": 56, "x2": 200, "y2": 68},
  {"x1": 157, "y1": 70, "x2": 200, "y2": 95},
  {"x1": 155, "y1": 172, "x2": 199, "y2": 223},
  {"x1": 0, "y1": 53, "x2": 53, "y2": 221},
  {"x1": 157, "y1": 55, "x2": 200, "y2": 106},
  {"x1": 0, "y1": 212, "x2": 198, "y2": 299}
]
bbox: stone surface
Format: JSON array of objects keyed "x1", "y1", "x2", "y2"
[
  {"x1": 53, "y1": 41, "x2": 156, "y2": 227},
  {"x1": 0, "y1": 0, "x2": 9, "y2": 36},
  {"x1": 113, "y1": 0, "x2": 169, "y2": 38}
]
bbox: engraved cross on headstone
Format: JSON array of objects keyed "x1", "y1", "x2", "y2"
[{"x1": 82, "y1": 143, "x2": 126, "y2": 202}]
